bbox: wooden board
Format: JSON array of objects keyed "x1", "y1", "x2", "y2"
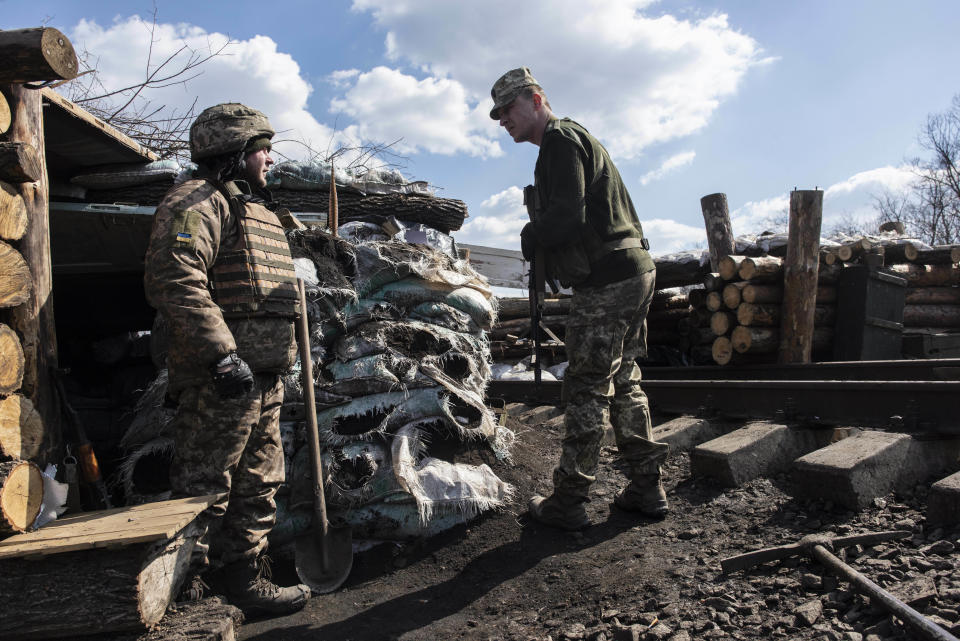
[{"x1": 0, "y1": 494, "x2": 220, "y2": 559}]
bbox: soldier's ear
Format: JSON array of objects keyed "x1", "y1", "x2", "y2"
[{"x1": 532, "y1": 93, "x2": 542, "y2": 108}]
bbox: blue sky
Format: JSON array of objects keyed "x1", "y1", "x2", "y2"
[{"x1": 4, "y1": 0, "x2": 959, "y2": 255}]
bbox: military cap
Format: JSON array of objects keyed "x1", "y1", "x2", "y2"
[
  {"x1": 489, "y1": 67, "x2": 540, "y2": 120},
  {"x1": 189, "y1": 103, "x2": 275, "y2": 161}
]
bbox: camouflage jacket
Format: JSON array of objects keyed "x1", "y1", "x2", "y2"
[{"x1": 144, "y1": 179, "x2": 297, "y2": 394}]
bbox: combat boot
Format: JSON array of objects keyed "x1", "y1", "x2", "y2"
[
  {"x1": 528, "y1": 493, "x2": 590, "y2": 530},
  {"x1": 613, "y1": 474, "x2": 669, "y2": 518},
  {"x1": 217, "y1": 555, "x2": 311, "y2": 617}
]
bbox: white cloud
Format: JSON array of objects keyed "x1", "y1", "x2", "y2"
[
  {"x1": 458, "y1": 186, "x2": 527, "y2": 247},
  {"x1": 65, "y1": 16, "x2": 357, "y2": 162},
  {"x1": 640, "y1": 151, "x2": 696, "y2": 185},
  {"x1": 350, "y1": 0, "x2": 770, "y2": 158},
  {"x1": 641, "y1": 218, "x2": 707, "y2": 256},
  {"x1": 824, "y1": 165, "x2": 916, "y2": 197},
  {"x1": 329, "y1": 66, "x2": 502, "y2": 158},
  {"x1": 731, "y1": 195, "x2": 790, "y2": 234}
]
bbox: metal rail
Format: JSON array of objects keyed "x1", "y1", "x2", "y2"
[{"x1": 485, "y1": 378, "x2": 960, "y2": 433}]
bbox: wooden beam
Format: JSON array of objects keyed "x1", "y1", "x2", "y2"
[
  {"x1": 0, "y1": 142, "x2": 42, "y2": 183},
  {"x1": 0, "y1": 28, "x2": 78, "y2": 84},
  {"x1": 700, "y1": 193, "x2": 735, "y2": 272},
  {"x1": 778, "y1": 189, "x2": 823, "y2": 363},
  {"x1": 2, "y1": 84, "x2": 59, "y2": 447}
]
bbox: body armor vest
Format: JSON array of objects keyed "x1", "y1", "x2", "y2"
[{"x1": 210, "y1": 182, "x2": 299, "y2": 318}]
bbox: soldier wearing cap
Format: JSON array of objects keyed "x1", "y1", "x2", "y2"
[
  {"x1": 490, "y1": 68, "x2": 669, "y2": 530},
  {"x1": 144, "y1": 103, "x2": 310, "y2": 614}
]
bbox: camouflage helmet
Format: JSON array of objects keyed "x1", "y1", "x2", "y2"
[{"x1": 189, "y1": 103, "x2": 275, "y2": 161}]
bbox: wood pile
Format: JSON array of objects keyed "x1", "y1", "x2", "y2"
[
  {"x1": 0, "y1": 75, "x2": 56, "y2": 535},
  {"x1": 684, "y1": 254, "x2": 840, "y2": 365}
]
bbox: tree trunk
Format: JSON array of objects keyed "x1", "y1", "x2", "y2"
[
  {"x1": 706, "y1": 291, "x2": 723, "y2": 312},
  {"x1": 0, "y1": 91, "x2": 9, "y2": 135},
  {"x1": 712, "y1": 335, "x2": 734, "y2": 365},
  {"x1": 496, "y1": 297, "x2": 570, "y2": 320},
  {"x1": 722, "y1": 281, "x2": 749, "y2": 309},
  {"x1": 700, "y1": 193, "x2": 735, "y2": 272},
  {"x1": 779, "y1": 190, "x2": 823, "y2": 363},
  {"x1": 710, "y1": 310, "x2": 737, "y2": 336},
  {"x1": 906, "y1": 245, "x2": 960, "y2": 265},
  {"x1": 732, "y1": 326, "x2": 833, "y2": 354},
  {"x1": 718, "y1": 255, "x2": 745, "y2": 281},
  {"x1": 738, "y1": 255, "x2": 783, "y2": 282},
  {"x1": 0, "y1": 181, "x2": 28, "y2": 241},
  {"x1": 902, "y1": 304, "x2": 960, "y2": 328},
  {"x1": 738, "y1": 303, "x2": 836, "y2": 328},
  {"x1": 889, "y1": 263, "x2": 960, "y2": 287},
  {"x1": 904, "y1": 287, "x2": 960, "y2": 305},
  {"x1": 0, "y1": 459, "x2": 43, "y2": 534},
  {"x1": 0, "y1": 241, "x2": 32, "y2": 308},
  {"x1": 0, "y1": 142, "x2": 42, "y2": 183},
  {"x1": 3, "y1": 84, "x2": 58, "y2": 432},
  {"x1": 0, "y1": 28, "x2": 78, "y2": 84},
  {"x1": 0, "y1": 394, "x2": 43, "y2": 461},
  {"x1": 0, "y1": 323, "x2": 25, "y2": 395}
]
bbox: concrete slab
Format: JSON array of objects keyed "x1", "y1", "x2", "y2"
[
  {"x1": 690, "y1": 422, "x2": 852, "y2": 487},
  {"x1": 928, "y1": 471, "x2": 960, "y2": 527},
  {"x1": 652, "y1": 416, "x2": 724, "y2": 453}
]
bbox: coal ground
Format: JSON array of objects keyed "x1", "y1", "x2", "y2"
[{"x1": 239, "y1": 407, "x2": 960, "y2": 641}]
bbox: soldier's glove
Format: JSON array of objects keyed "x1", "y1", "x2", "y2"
[
  {"x1": 210, "y1": 352, "x2": 254, "y2": 399},
  {"x1": 520, "y1": 222, "x2": 537, "y2": 261}
]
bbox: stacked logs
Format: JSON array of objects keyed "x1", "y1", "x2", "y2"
[
  {"x1": 0, "y1": 84, "x2": 49, "y2": 535},
  {"x1": 699, "y1": 254, "x2": 840, "y2": 365}
]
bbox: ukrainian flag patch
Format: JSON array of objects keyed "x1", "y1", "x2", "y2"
[
  {"x1": 169, "y1": 209, "x2": 202, "y2": 250},
  {"x1": 175, "y1": 232, "x2": 192, "y2": 242}
]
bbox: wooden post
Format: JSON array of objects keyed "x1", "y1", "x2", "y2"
[
  {"x1": 3, "y1": 83, "x2": 58, "y2": 441},
  {"x1": 778, "y1": 189, "x2": 823, "y2": 363},
  {"x1": 700, "y1": 193, "x2": 735, "y2": 273},
  {"x1": 0, "y1": 28, "x2": 78, "y2": 84}
]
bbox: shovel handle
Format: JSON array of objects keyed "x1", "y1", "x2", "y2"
[{"x1": 297, "y1": 279, "x2": 330, "y2": 570}]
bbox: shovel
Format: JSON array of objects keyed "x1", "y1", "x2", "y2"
[{"x1": 294, "y1": 278, "x2": 353, "y2": 593}]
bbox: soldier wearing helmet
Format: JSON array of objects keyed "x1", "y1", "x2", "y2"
[
  {"x1": 144, "y1": 103, "x2": 310, "y2": 615},
  {"x1": 490, "y1": 68, "x2": 668, "y2": 531}
]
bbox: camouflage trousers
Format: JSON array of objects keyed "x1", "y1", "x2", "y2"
[
  {"x1": 554, "y1": 270, "x2": 668, "y2": 500},
  {"x1": 170, "y1": 373, "x2": 285, "y2": 569}
]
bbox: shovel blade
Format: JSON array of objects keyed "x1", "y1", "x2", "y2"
[{"x1": 294, "y1": 526, "x2": 353, "y2": 594}]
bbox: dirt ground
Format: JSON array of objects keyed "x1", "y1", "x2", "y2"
[{"x1": 238, "y1": 407, "x2": 960, "y2": 641}]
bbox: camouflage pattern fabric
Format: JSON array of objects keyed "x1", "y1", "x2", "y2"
[
  {"x1": 489, "y1": 67, "x2": 540, "y2": 119},
  {"x1": 144, "y1": 179, "x2": 297, "y2": 395},
  {"x1": 170, "y1": 373, "x2": 285, "y2": 568},
  {"x1": 189, "y1": 103, "x2": 274, "y2": 160},
  {"x1": 553, "y1": 269, "x2": 668, "y2": 500}
]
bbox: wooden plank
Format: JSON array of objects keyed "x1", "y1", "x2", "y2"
[
  {"x1": 0, "y1": 494, "x2": 218, "y2": 559},
  {"x1": 460, "y1": 242, "x2": 527, "y2": 289},
  {"x1": 41, "y1": 88, "x2": 158, "y2": 162}
]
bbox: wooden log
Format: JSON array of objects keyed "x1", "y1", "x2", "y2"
[
  {"x1": 687, "y1": 288, "x2": 707, "y2": 308},
  {"x1": 653, "y1": 250, "x2": 709, "y2": 289},
  {"x1": 705, "y1": 291, "x2": 723, "y2": 312},
  {"x1": 737, "y1": 303, "x2": 836, "y2": 328},
  {"x1": 718, "y1": 255, "x2": 745, "y2": 281},
  {"x1": 904, "y1": 287, "x2": 960, "y2": 305},
  {"x1": 0, "y1": 241, "x2": 32, "y2": 309},
  {"x1": 889, "y1": 264, "x2": 960, "y2": 287},
  {"x1": 741, "y1": 284, "x2": 838, "y2": 305},
  {"x1": 817, "y1": 262, "x2": 842, "y2": 284},
  {"x1": 0, "y1": 142, "x2": 42, "y2": 183},
  {"x1": 0, "y1": 28, "x2": 78, "y2": 84},
  {"x1": 836, "y1": 241, "x2": 864, "y2": 263},
  {"x1": 651, "y1": 291, "x2": 692, "y2": 311},
  {"x1": 779, "y1": 190, "x2": 823, "y2": 363},
  {"x1": 0, "y1": 91, "x2": 9, "y2": 136},
  {"x1": 0, "y1": 395, "x2": 43, "y2": 461},
  {"x1": 902, "y1": 304, "x2": 960, "y2": 328},
  {"x1": 732, "y1": 326, "x2": 833, "y2": 354},
  {"x1": 722, "y1": 281, "x2": 749, "y2": 309},
  {"x1": 4, "y1": 84, "x2": 58, "y2": 428},
  {"x1": 688, "y1": 306, "x2": 712, "y2": 326},
  {"x1": 647, "y1": 307, "x2": 692, "y2": 324},
  {"x1": 822, "y1": 249, "x2": 840, "y2": 266},
  {"x1": 0, "y1": 459, "x2": 43, "y2": 534},
  {"x1": 0, "y1": 323, "x2": 25, "y2": 395},
  {"x1": 496, "y1": 297, "x2": 570, "y2": 320},
  {"x1": 703, "y1": 273, "x2": 724, "y2": 292},
  {"x1": 710, "y1": 310, "x2": 737, "y2": 336},
  {"x1": 490, "y1": 314, "x2": 568, "y2": 339},
  {"x1": 700, "y1": 193, "x2": 735, "y2": 272},
  {"x1": 712, "y1": 335, "x2": 734, "y2": 365},
  {"x1": 0, "y1": 181, "x2": 28, "y2": 241},
  {"x1": 738, "y1": 255, "x2": 783, "y2": 282},
  {"x1": 906, "y1": 245, "x2": 960, "y2": 265},
  {"x1": 647, "y1": 328, "x2": 682, "y2": 347}
]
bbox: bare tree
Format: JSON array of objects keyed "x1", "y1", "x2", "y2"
[{"x1": 873, "y1": 94, "x2": 960, "y2": 244}]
